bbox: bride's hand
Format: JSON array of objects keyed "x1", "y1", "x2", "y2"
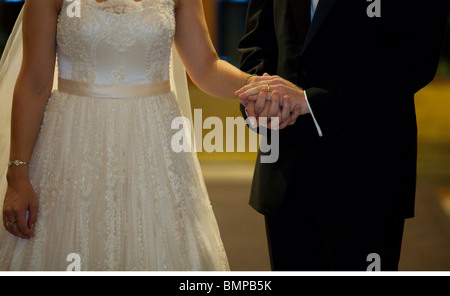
[
  {"x1": 3, "y1": 171, "x2": 38, "y2": 239},
  {"x1": 235, "y1": 74, "x2": 310, "y2": 115}
]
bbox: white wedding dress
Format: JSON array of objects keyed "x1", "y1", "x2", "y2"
[{"x1": 0, "y1": 0, "x2": 229, "y2": 271}]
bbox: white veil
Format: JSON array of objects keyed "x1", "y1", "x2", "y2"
[{"x1": 0, "y1": 7, "x2": 193, "y2": 200}]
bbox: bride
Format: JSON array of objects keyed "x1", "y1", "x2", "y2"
[{"x1": 0, "y1": 0, "x2": 291, "y2": 271}]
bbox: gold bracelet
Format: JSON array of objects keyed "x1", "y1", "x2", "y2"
[
  {"x1": 8, "y1": 160, "x2": 30, "y2": 168},
  {"x1": 245, "y1": 74, "x2": 257, "y2": 85}
]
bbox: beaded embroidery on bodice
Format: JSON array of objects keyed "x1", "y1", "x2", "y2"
[
  {"x1": 57, "y1": 0, "x2": 175, "y2": 84},
  {"x1": 86, "y1": 0, "x2": 154, "y2": 15}
]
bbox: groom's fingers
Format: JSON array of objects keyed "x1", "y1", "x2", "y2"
[
  {"x1": 268, "y1": 91, "x2": 280, "y2": 119},
  {"x1": 246, "y1": 101, "x2": 256, "y2": 118},
  {"x1": 254, "y1": 89, "x2": 268, "y2": 115},
  {"x1": 259, "y1": 96, "x2": 271, "y2": 127},
  {"x1": 245, "y1": 102, "x2": 259, "y2": 128},
  {"x1": 289, "y1": 104, "x2": 302, "y2": 125},
  {"x1": 267, "y1": 112, "x2": 281, "y2": 130},
  {"x1": 280, "y1": 96, "x2": 291, "y2": 129},
  {"x1": 238, "y1": 97, "x2": 249, "y2": 106}
]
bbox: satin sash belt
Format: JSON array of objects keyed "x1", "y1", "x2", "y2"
[{"x1": 58, "y1": 78, "x2": 171, "y2": 98}]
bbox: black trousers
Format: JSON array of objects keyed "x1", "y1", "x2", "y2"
[{"x1": 265, "y1": 200, "x2": 405, "y2": 271}]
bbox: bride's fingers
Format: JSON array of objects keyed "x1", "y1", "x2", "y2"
[
  {"x1": 27, "y1": 200, "x2": 38, "y2": 232},
  {"x1": 242, "y1": 83, "x2": 292, "y2": 102},
  {"x1": 245, "y1": 94, "x2": 259, "y2": 101},
  {"x1": 235, "y1": 75, "x2": 280, "y2": 95},
  {"x1": 238, "y1": 83, "x2": 281, "y2": 101},
  {"x1": 16, "y1": 211, "x2": 33, "y2": 239},
  {"x1": 236, "y1": 83, "x2": 270, "y2": 98},
  {"x1": 9, "y1": 224, "x2": 25, "y2": 239},
  {"x1": 250, "y1": 75, "x2": 282, "y2": 84},
  {"x1": 235, "y1": 80, "x2": 263, "y2": 95},
  {"x1": 3, "y1": 211, "x2": 14, "y2": 233},
  {"x1": 3, "y1": 212, "x2": 26, "y2": 239}
]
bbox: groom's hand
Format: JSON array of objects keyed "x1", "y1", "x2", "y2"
[{"x1": 239, "y1": 88, "x2": 301, "y2": 130}]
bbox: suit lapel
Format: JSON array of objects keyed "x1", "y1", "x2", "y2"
[{"x1": 292, "y1": 0, "x2": 338, "y2": 54}]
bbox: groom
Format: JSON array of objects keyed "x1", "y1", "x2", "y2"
[{"x1": 237, "y1": 0, "x2": 450, "y2": 270}]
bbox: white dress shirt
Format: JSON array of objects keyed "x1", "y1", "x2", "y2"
[{"x1": 311, "y1": 0, "x2": 319, "y2": 20}]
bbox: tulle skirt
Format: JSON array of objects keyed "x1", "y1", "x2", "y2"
[{"x1": 0, "y1": 90, "x2": 229, "y2": 271}]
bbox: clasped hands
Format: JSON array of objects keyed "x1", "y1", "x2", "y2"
[{"x1": 235, "y1": 73, "x2": 310, "y2": 130}]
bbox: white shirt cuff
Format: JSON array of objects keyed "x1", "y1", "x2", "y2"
[{"x1": 304, "y1": 90, "x2": 323, "y2": 137}]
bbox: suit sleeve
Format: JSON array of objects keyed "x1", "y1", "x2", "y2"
[
  {"x1": 238, "y1": 0, "x2": 278, "y2": 121},
  {"x1": 238, "y1": 0, "x2": 278, "y2": 75},
  {"x1": 305, "y1": 1, "x2": 450, "y2": 136}
]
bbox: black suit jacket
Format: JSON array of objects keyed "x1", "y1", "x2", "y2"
[{"x1": 239, "y1": 0, "x2": 450, "y2": 218}]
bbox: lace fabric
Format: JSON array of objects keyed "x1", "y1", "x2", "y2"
[
  {"x1": 57, "y1": 0, "x2": 175, "y2": 84},
  {"x1": 0, "y1": 0, "x2": 228, "y2": 271},
  {"x1": 84, "y1": 0, "x2": 155, "y2": 15}
]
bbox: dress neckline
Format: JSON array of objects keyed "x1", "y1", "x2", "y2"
[{"x1": 78, "y1": 1, "x2": 156, "y2": 16}]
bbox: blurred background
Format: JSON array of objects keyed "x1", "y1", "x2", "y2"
[{"x1": 1, "y1": 0, "x2": 449, "y2": 271}]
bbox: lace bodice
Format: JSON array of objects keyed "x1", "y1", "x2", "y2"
[
  {"x1": 84, "y1": 0, "x2": 156, "y2": 15},
  {"x1": 57, "y1": 0, "x2": 175, "y2": 84}
]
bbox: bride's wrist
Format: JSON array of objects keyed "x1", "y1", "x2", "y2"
[
  {"x1": 7, "y1": 166, "x2": 31, "y2": 184},
  {"x1": 245, "y1": 74, "x2": 257, "y2": 86}
]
